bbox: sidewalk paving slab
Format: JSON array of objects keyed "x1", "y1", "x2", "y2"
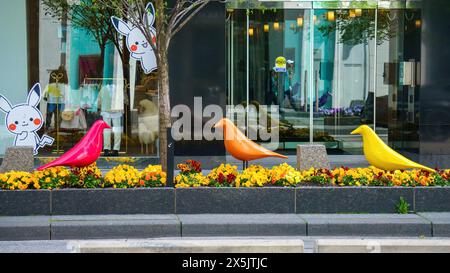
[
  {"x1": 0, "y1": 216, "x2": 50, "y2": 241},
  {"x1": 4, "y1": 237, "x2": 450, "y2": 253},
  {"x1": 178, "y1": 214, "x2": 307, "y2": 237},
  {"x1": 68, "y1": 237, "x2": 305, "y2": 253},
  {"x1": 50, "y1": 215, "x2": 180, "y2": 240},
  {"x1": 418, "y1": 213, "x2": 450, "y2": 237},
  {"x1": 0, "y1": 213, "x2": 444, "y2": 241},
  {"x1": 315, "y1": 238, "x2": 450, "y2": 253},
  {"x1": 299, "y1": 214, "x2": 432, "y2": 237}
]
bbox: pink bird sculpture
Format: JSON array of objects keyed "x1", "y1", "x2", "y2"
[{"x1": 37, "y1": 120, "x2": 111, "y2": 170}]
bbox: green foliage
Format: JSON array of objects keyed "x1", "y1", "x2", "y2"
[
  {"x1": 318, "y1": 9, "x2": 395, "y2": 46},
  {"x1": 396, "y1": 197, "x2": 411, "y2": 214},
  {"x1": 42, "y1": 0, "x2": 122, "y2": 47},
  {"x1": 317, "y1": 9, "x2": 420, "y2": 46}
]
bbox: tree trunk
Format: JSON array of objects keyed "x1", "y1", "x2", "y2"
[
  {"x1": 158, "y1": 50, "x2": 171, "y2": 172},
  {"x1": 98, "y1": 45, "x2": 106, "y2": 79}
]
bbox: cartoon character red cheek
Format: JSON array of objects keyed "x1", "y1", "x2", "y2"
[
  {"x1": 131, "y1": 45, "x2": 138, "y2": 52},
  {"x1": 34, "y1": 119, "x2": 41, "y2": 126},
  {"x1": 8, "y1": 124, "x2": 17, "y2": 131}
]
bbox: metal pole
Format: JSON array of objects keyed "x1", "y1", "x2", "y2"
[
  {"x1": 246, "y1": 11, "x2": 250, "y2": 137},
  {"x1": 373, "y1": 8, "x2": 378, "y2": 132},
  {"x1": 309, "y1": 8, "x2": 315, "y2": 143},
  {"x1": 166, "y1": 126, "x2": 174, "y2": 188}
]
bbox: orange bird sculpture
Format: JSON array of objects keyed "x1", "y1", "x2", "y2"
[{"x1": 214, "y1": 118, "x2": 288, "y2": 162}]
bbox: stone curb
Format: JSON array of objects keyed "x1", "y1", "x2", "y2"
[
  {"x1": 299, "y1": 214, "x2": 432, "y2": 237},
  {"x1": 2, "y1": 213, "x2": 450, "y2": 241},
  {"x1": 178, "y1": 214, "x2": 307, "y2": 237},
  {"x1": 69, "y1": 238, "x2": 305, "y2": 253},
  {"x1": 315, "y1": 239, "x2": 450, "y2": 253},
  {"x1": 0, "y1": 216, "x2": 51, "y2": 241}
]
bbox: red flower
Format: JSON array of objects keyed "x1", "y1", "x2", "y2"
[
  {"x1": 227, "y1": 174, "x2": 236, "y2": 184},
  {"x1": 187, "y1": 160, "x2": 202, "y2": 173},
  {"x1": 218, "y1": 173, "x2": 225, "y2": 184}
]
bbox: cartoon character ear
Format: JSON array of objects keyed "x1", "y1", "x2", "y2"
[
  {"x1": 27, "y1": 83, "x2": 42, "y2": 107},
  {"x1": 0, "y1": 95, "x2": 13, "y2": 114},
  {"x1": 144, "y1": 2, "x2": 155, "y2": 26},
  {"x1": 111, "y1": 16, "x2": 132, "y2": 36}
]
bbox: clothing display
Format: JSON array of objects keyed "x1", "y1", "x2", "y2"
[
  {"x1": 103, "y1": 116, "x2": 123, "y2": 152},
  {"x1": 47, "y1": 103, "x2": 65, "y2": 114},
  {"x1": 80, "y1": 84, "x2": 100, "y2": 112},
  {"x1": 43, "y1": 83, "x2": 68, "y2": 130},
  {"x1": 99, "y1": 84, "x2": 125, "y2": 153},
  {"x1": 60, "y1": 108, "x2": 88, "y2": 130},
  {"x1": 44, "y1": 83, "x2": 67, "y2": 103},
  {"x1": 99, "y1": 84, "x2": 125, "y2": 113}
]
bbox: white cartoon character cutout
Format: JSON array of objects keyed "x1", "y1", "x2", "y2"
[
  {"x1": 0, "y1": 83, "x2": 55, "y2": 155},
  {"x1": 111, "y1": 2, "x2": 157, "y2": 74}
]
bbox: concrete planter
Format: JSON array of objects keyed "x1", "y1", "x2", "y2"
[
  {"x1": 1, "y1": 187, "x2": 450, "y2": 216},
  {"x1": 51, "y1": 188, "x2": 175, "y2": 215},
  {"x1": 175, "y1": 187, "x2": 296, "y2": 214},
  {"x1": 415, "y1": 187, "x2": 450, "y2": 212},
  {"x1": 296, "y1": 187, "x2": 415, "y2": 214},
  {"x1": 0, "y1": 190, "x2": 51, "y2": 216}
]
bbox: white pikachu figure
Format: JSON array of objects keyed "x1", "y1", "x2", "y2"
[
  {"x1": 0, "y1": 83, "x2": 55, "y2": 155},
  {"x1": 111, "y1": 2, "x2": 157, "y2": 74}
]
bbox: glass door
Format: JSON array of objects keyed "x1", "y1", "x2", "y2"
[
  {"x1": 227, "y1": 1, "x2": 314, "y2": 149},
  {"x1": 226, "y1": 0, "x2": 422, "y2": 155},
  {"x1": 312, "y1": 6, "x2": 377, "y2": 154},
  {"x1": 249, "y1": 5, "x2": 314, "y2": 148}
]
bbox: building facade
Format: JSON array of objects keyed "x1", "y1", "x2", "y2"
[{"x1": 0, "y1": 0, "x2": 449, "y2": 168}]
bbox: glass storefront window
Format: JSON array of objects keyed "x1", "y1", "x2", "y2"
[
  {"x1": 313, "y1": 8, "x2": 376, "y2": 154},
  {"x1": 375, "y1": 8, "x2": 422, "y2": 156},
  {"x1": 227, "y1": 0, "x2": 422, "y2": 156},
  {"x1": 0, "y1": 0, "x2": 160, "y2": 158}
]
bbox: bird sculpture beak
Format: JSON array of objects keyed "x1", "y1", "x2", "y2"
[
  {"x1": 351, "y1": 127, "x2": 361, "y2": 135},
  {"x1": 214, "y1": 119, "x2": 224, "y2": 129}
]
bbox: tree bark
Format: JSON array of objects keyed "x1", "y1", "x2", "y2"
[
  {"x1": 98, "y1": 44, "x2": 106, "y2": 79},
  {"x1": 158, "y1": 50, "x2": 171, "y2": 172}
]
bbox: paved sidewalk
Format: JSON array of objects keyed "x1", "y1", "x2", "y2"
[
  {"x1": 1, "y1": 213, "x2": 449, "y2": 241},
  {"x1": 2, "y1": 237, "x2": 450, "y2": 253}
]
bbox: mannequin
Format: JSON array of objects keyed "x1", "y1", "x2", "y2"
[
  {"x1": 98, "y1": 83, "x2": 123, "y2": 157},
  {"x1": 44, "y1": 66, "x2": 68, "y2": 131}
]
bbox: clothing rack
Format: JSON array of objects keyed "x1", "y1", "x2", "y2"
[
  {"x1": 49, "y1": 72, "x2": 65, "y2": 154},
  {"x1": 82, "y1": 77, "x2": 129, "y2": 155},
  {"x1": 82, "y1": 77, "x2": 128, "y2": 86}
]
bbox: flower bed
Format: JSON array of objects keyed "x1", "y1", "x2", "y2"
[
  {"x1": 0, "y1": 163, "x2": 166, "y2": 191},
  {"x1": 174, "y1": 160, "x2": 450, "y2": 188},
  {"x1": 0, "y1": 160, "x2": 449, "y2": 191}
]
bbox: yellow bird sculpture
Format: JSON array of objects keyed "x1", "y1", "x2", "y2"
[{"x1": 351, "y1": 125, "x2": 435, "y2": 172}]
